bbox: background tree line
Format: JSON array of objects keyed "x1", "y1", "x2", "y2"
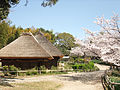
[{"x1": 0, "y1": 20, "x2": 77, "y2": 56}]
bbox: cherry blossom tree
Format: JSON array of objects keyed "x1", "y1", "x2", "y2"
[
  {"x1": 70, "y1": 38, "x2": 99, "y2": 57},
  {"x1": 85, "y1": 14, "x2": 120, "y2": 66},
  {"x1": 71, "y1": 14, "x2": 120, "y2": 66},
  {"x1": 70, "y1": 38, "x2": 84, "y2": 56}
]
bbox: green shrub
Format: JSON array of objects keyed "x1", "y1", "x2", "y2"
[
  {"x1": 110, "y1": 76, "x2": 120, "y2": 90},
  {"x1": 2, "y1": 65, "x2": 19, "y2": 76},
  {"x1": 91, "y1": 59, "x2": 101, "y2": 63},
  {"x1": 31, "y1": 71, "x2": 38, "y2": 75},
  {"x1": 26, "y1": 67, "x2": 38, "y2": 76},
  {"x1": 18, "y1": 72, "x2": 25, "y2": 76},
  {"x1": 72, "y1": 61, "x2": 99, "y2": 72},
  {"x1": 9, "y1": 65, "x2": 19, "y2": 75},
  {"x1": 72, "y1": 65, "x2": 78, "y2": 69},
  {"x1": 40, "y1": 65, "x2": 46, "y2": 70},
  {"x1": 94, "y1": 66, "x2": 99, "y2": 71},
  {"x1": 114, "y1": 81, "x2": 120, "y2": 90},
  {"x1": 64, "y1": 64, "x2": 72, "y2": 69},
  {"x1": 32, "y1": 66, "x2": 38, "y2": 70},
  {"x1": 51, "y1": 66, "x2": 57, "y2": 70},
  {"x1": 98, "y1": 61, "x2": 110, "y2": 65},
  {"x1": 79, "y1": 70, "x2": 84, "y2": 72},
  {"x1": 87, "y1": 62, "x2": 94, "y2": 69},
  {"x1": 89, "y1": 61, "x2": 94, "y2": 67},
  {"x1": 82, "y1": 63, "x2": 87, "y2": 70},
  {"x1": 112, "y1": 70, "x2": 120, "y2": 77},
  {"x1": 2, "y1": 65, "x2": 9, "y2": 76},
  {"x1": 26, "y1": 71, "x2": 38, "y2": 75},
  {"x1": 79, "y1": 58, "x2": 84, "y2": 62},
  {"x1": 25, "y1": 66, "x2": 47, "y2": 75},
  {"x1": 70, "y1": 56, "x2": 84, "y2": 63},
  {"x1": 110, "y1": 76, "x2": 120, "y2": 83},
  {"x1": 41, "y1": 70, "x2": 47, "y2": 74},
  {"x1": 26, "y1": 71, "x2": 32, "y2": 75}
]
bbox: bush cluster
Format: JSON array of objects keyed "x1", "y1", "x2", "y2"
[
  {"x1": 111, "y1": 70, "x2": 120, "y2": 77},
  {"x1": 2, "y1": 65, "x2": 19, "y2": 76},
  {"x1": 91, "y1": 59, "x2": 111, "y2": 66},
  {"x1": 26, "y1": 70, "x2": 38, "y2": 75},
  {"x1": 70, "y1": 56, "x2": 85, "y2": 63},
  {"x1": 25, "y1": 65, "x2": 66, "y2": 76},
  {"x1": 110, "y1": 76, "x2": 120, "y2": 90},
  {"x1": 91, "y1": 59, "x2": 101, "y2": 64},
  {"x1": 72, "y1": 61, "x2": 99, "y2": 72}
]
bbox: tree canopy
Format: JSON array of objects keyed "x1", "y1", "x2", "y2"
[
  {"x1": 0, "y1": 0, "x2": 58, "y2": 20},
  {"x1": 0, "y1": 20, "x2": 22, "y2": 48},
  {"x1": 55, "y1": 32, "x2": 76, "y2": 55}
]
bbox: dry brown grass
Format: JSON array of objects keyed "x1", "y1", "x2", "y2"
[{"x1": 0, "y1": 81, "x2": 62, "y2": 90}]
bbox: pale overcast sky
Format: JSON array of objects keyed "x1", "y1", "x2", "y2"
[{"x1": 8, "y1": 0, "x2": 120, "y2": 39}]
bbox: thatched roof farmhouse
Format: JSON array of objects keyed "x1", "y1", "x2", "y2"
[
  {"x1": 35, "y1": 31, "x2": 63, "y2": 57},
  {"x1": 0, "y1": 32, "x2": 63, "y2": 69}
]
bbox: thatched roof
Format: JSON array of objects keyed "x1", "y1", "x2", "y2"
[
  {"x1": 0, "y1": 32, "x2": 53, "y2": 59},
  {"x1": 35, "y1": 31, "x2": 63, "y2": 57}
]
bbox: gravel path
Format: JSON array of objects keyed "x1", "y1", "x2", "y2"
[{"x1": 0, "y1": 64, "x2": 109, "y2": 90}]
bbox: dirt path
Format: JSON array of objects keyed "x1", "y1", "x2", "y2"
[
  {"x1": 57, "y1": 71, "x2": 104, "y2": 90},
  {"x1": 95, "y1": 64, "x2": 110, "y2": 70},
  {"x1": 59, "y1": 63, "x2": 110, "y2": 90},
  {"x1": 0, "y1": 64, "x2": 109, "y2": 90}
]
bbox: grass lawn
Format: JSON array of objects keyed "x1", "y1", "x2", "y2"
[{"x1": 0, "y1": 81, "x2": 62, "y2": 90}]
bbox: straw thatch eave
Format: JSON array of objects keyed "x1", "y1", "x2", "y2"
[
  {"x1": 0, "y1": 32, "x2": 53, "y2": 59},
  {"x1": 0, "y1": 56, "x2": 53, "y2": 59}
]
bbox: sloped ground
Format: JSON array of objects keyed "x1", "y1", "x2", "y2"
[
  {"x1": 0, "y1": 64, "x2": 109, "y2": 90},
  {"x1": 57, "y1": 71, "x2": 104, "y2": 90}
]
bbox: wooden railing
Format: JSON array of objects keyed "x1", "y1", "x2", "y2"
[{"x1": 101, "y1": 70, "x2": 120, "y2": 90}]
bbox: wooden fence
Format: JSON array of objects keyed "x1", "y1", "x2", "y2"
[
  {"x1": 0, "y1": 69, "x2": 74, "y2": 76},
  {"x1": 101, "y1": 70, "x2": 120, "y2": 90}
]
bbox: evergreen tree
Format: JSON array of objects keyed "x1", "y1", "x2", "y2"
[{"x1": 0, "y1": 21, "x2": 9, "y2": 48}]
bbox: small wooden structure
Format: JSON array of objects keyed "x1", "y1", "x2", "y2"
[{"x1": 0, "y1": 32, "x2": 63, "y2": 69}]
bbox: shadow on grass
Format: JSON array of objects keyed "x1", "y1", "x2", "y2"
[
  {"x1": 58, "y1": 70, "x2": 105, "y2": 84},
  {"x1": 0, "y1": 75, "x2": 24, "y2": 86},
  {"x1": 0, "y1": 79, "x2": 13, "y2": 87}
]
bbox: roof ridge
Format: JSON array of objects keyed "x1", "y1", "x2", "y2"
[
  {"x1": 35, "y1": 32, "x2": 63, "y2": 57},
  {"x1": 29, "y1": 32, "x2": 54, "y2": 59}
]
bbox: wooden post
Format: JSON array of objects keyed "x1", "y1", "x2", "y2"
[
  {"x1": 110, "y1": 63, "x2": 113, "y2": 70},
  {"x1": 16, "y1": 71, "x2": 18, "y2": 76},
  {"x1": 38, "y1": 67, "x2": 41, "y2": 74}
]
